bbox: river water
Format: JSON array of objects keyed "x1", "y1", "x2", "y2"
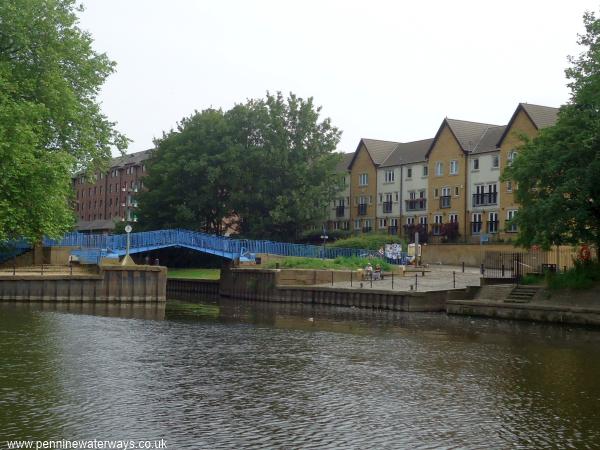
[{"x1": 1, "y1": 298, "x2": 600, "y2": 449}]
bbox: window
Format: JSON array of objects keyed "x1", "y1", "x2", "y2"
[
  {"x1": 507, "y1": 210, "x2": 518, "y2": 232},
  {"x1": 419, "y1": 190, "x2": 425, "y2": 199},
  {"x1": 442, "y1": 187, "x2": 451, "y2": 197},
  {"x1": 379, "y1": 218, "x2": 387, "y2": 229},
  {"x1": 472, "y1": 158, "x2": 479, "y2": 170},
  {"x1": 472, "y1": 213, "x2": 482, "y2": 234},
  {"x1": 488, "y1": 212, "x2": 499, "y2": 233},
  {"x1": 384, "y1": 170, "x2": 395, "y2": 183},
  {"x1": 390, "y1": 218, "x2": 398, "y2": 227},
  {"x1": 454, "y1": 186, "x2": 460, "y2": 196},
  {"x1": 492, "y1": 155, "x2": 500, "y2": 169},
  {"x1": 434, "y1": 188, "x2": 439, "y2": 198},
  {"x1": 506, "y1": 181, "x2": 513, "y2": 192},
  {"x1": 450, "y1": 160, "x2": 458, "y2": 175},
  {"x1": 394, "y1": 192, "x2": 399, "y2": 202},
  {"x1": 449, "y1": 213, "x2": 458, "y2": 223},
  {"x1": 406, "y1": 168, "x2": 413, "y2": 178},
  {"x1": 435, "y1": 162, "x2": 443, "y2": 176},
  {"x1": 422, "y1": 165, "x2": 428, "y2": 177},
  {"x1": 508, "y1": 150, "x2": 518, "y2": 166},
  {"x1": 359, "y1": 173, "x2": 368, "y2": 186},
  {"x1": 433, "y1": 214, "x2": 443, "y2": 235},
  {"x1": 419, "y1": 216, "x2": 427, "y2": 225},
  {"x1": 379, "y1": 194, "x2": 383, "y2": 204},
  {"x1": 409, "y1": 191, "x2": 416, "y2": 200},
  {"x1": 407, "y1": 217, "x2": 415, "y2": 225}
]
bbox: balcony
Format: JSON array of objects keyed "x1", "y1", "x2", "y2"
[
  {"x1": 405, "y1": 199, "x2": 426, "y2": 211},
  {"x1": 505, "y1": 220, "x2": 518, "y2": 233},
  {"x1": 432, "y1": 224, "x2": 442, "y2": 235},
  {"x1": 440, "y1": 196, "x2": 451, "y2": 209},
  {"x1": 335, "y1": 205, "x2": 345, "y2": 217},
  {"x1": 487, "y1": 220, "x2": 499, "y2": 234},
  {"x1": 388, "y1": 226, "x2": 398, "y2": 235},
  {"x1": 382, "y1": 201, "x2": 393, "y2": 214},
  {"x1": 471, "y1": 221, "x2": 483, "y2": 234},
  {"x1": 472, "y1": 192, "x2": 498, "y2": 207},
  {"x1": 362, "y1": 226, "x2": 372, "y2": 233},
  {"x1": 357, "y1": 203, "x2": 367, "y2": 216}
]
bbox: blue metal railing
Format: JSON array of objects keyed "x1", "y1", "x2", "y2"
[{"x1": 43, "y1": 229, "x2": 404, "y2": 262}]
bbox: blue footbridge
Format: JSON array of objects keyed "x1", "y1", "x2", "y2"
[{"x1": 36, "y1": 229, "x2": 410, "y2": 265}]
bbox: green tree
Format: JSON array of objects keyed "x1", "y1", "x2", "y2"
[
  {"x1": 138, "y1": 92, "x2": 343, "y2": 240},
  {"x1": 227, "y1": 92, "x2": 342, "y2": 240},
  {"x1": 502, "y1": 11, "x2": 600, "y2": 257},
  {"x1": 0, "y1": 0, "x2": 127, "y2": 242},
  {"x1": 137, "y1": 109, "x2": 238, "y2": 234}
]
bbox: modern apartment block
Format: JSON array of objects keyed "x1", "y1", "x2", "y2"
[
  {"x1": 330, "y1": 103, "x2": 559, "y2": 242},
  {"x1": 73, "y1": 149, "x2": 152, "y2": 233}
]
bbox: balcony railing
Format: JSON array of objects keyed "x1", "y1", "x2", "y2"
[
  {"x1": 472, "y1": 192, "x2": 498, "y2": 206},
  {"x1": 487, "y1": 220, "x2": 499, "y2": 234},
  {"x1": 362, "y1": 226, "x2": 372, "y2": 233},
  {"x1": 335, "y1": 205, "x2": 345, "y2": 217},
  {"x1": 357, "y1": 203, "x2": 367, "y2": 216},
  {"x1": 505, "y1": 220, "x2": 518, "y2": 233},
  {"x1": 382, "y1": 201, "x2": 393, "y2": 213},
  {"x1": 471, "y1": 221, "x2": 483, "y2": 234},
  {"x1": 432, "y1": 224, "x2": 442, "y2": 235},
  {"x1": 388, "y1": 226, "x2": 398, "y2": 235},
  {"x1": 440, "y1": 196, "x2": 451, "y2": 209},
  {"x1": 405, "y1": 199, "x2": 426, "y2": 211}
]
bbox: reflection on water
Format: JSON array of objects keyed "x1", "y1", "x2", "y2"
[{"x1": 1, "y1": 297, "x2": 600, "y2": 449}]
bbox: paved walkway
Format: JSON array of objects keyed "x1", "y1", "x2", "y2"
[{"x1": 317, "y1": 265, "x2": 482, "y2": 292}]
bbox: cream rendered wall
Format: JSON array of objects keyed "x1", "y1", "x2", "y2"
[{"x1": 401, "y1": 161, "x2": 429, "y2": 225}]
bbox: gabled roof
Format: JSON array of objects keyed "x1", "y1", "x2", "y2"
[
  {"x1": 497, "y1": 103, "x2": 559, "y2": 147},
  {"x1": 348, "y1": 138, "x2": 400, "y2": 169},
  {"x1": 380, "y1": 138, "x2": 434, "y2": 167},
  {"x1": 335, "y1": 152, "x2": 354, "y2": 172},
  {"x1": 471, "y1": 125, "x2": 506, "y2": 155},
  {"x1": 426, "y1": 118, "x2": 499, "y2": 157}
]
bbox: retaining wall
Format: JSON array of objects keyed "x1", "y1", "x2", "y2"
[{"x1": 0, "y1": 265, "x2": 167, "y2": 302}]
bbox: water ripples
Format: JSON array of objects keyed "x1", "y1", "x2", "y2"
[{"x1": 1, "y1": 300, "x2": 600, "y2": 449}]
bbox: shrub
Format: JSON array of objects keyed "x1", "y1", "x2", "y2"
[
  {"x1": 546, "y1": 260, "x2": 600, "y2": 290},
  {"x1": 328, "y1": 233, "x2": 406, "y2": 251},
  {"x1": 264, "y1": 256, "x2": 391, "y2": 271}
]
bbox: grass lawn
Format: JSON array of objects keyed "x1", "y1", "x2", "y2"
[
  {"x1": 264, "y1": 256, "x2": 392, "y2": 271},
  {"x1": 167, "y1": 268, "x2": 221, "y2": 280}
]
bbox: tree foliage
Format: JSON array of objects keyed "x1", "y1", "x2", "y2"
[
  {"x1": 138, "y1": 93, "x2": 342, "y2": 240},
  {"x1": 0, "y1": 0, "x2": 127, "y2": 242},
  {"x1": 502, "y1": 11, "x2": 600, "y2": 255}
]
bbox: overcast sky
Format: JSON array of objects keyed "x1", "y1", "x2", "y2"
[{"x1": 79, "y1": 0, "x2": 598, "y2": 155}]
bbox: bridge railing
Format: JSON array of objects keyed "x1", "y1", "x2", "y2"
[{"x1": 44, "y1": 229, "x2": 391, "y2": 261}]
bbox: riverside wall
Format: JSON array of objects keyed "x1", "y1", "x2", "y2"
[
  {"x1": 0, "y1": 265, "x2": 167, "y2": 302},
  {"x1": 217, "y1": 266, "x2": 453, "y2": 312}
]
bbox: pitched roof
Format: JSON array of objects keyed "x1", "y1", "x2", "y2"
[
  {"x1": 521, "y1": 103, "x2": 559, "y2": 129},
  {"x1": 426, "y1": 118, "x2": 500, "y2": 157},
  {"x1": 471, "y1": 125, "x2": 506, "y2": 154},
  {"x1": 348, "y1": 138, "x2": 400, "y2": 169},
  {"x1": 497, "y1": 103, "x2": 559, "y2": 146},
  {"x1": 110, "y1": 149, "x2": 153, "y2": 168},
  {"x1": 381, "y1": 138, "x2": 434, "y2": 167},
  {"x1": 335, "y1": 152, "x2": 354, "y2": 172}
]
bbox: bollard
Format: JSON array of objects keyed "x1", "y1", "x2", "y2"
[
  {"x1": 415, "y1": 273, "x2": 418, "y2": 291},
  {"x1": 350, "y1": 270, "x2": 353, "y2": 287},
  {"x1": 453, "y1": 271, "x2": 456, "y2": 288},
  {"x1": 370, "y1": 277, "x2": 373, "y2": 289},
  {"x1": 462, "y1": 261, "x2": 465, "y2": 273},
  {"x1": 480, "y1": 263, "x2": 484, "y2": 275},
  {"x1": 501, "y1": 264, "x2": 505, "y2": 277},
  {"x1": 331, "y1": 271, "x2": 334, "y2": 286}
]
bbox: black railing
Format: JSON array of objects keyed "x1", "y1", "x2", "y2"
[
  {"x1": 388, "y1": 226, "x2": 398, "y2": 235},
  {"x1": 487, "y1": 220, "x2": 499, "y2": 234},
  {"x1": 471, "y1": 221, "x2": 483, "y2": 234},
  {"x1": 440, "y1": 196, "x2": 451, "y2": 208},
  {"x1": 383, "y1": 201, "x2": 393, "y2": 213},
  {"x1": 362, "y1": 226, "x2": 372, "y2": 233},
  {"x1": 432, "y1": 224, "x2": 442, "y2": 235},
  {"x1": 336, "y1": 205, "x2": 345, "y2": 217},
  {"x1": 405, "y1": 199, "x2": 426, "y2": 211},
  {"x1": 483, "y1": 250, "x2": 549, "y2": 283},
  {"x1": 357, "y1": 203, "x2": 367, "y2": 216},
  {"x1": 473, "y1": 192, "x2": 497, "y2": 206}
]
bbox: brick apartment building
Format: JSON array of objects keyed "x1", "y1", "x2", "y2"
[{"x1": 73, "y1": 149, "x2": 152, "y2": 233}]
